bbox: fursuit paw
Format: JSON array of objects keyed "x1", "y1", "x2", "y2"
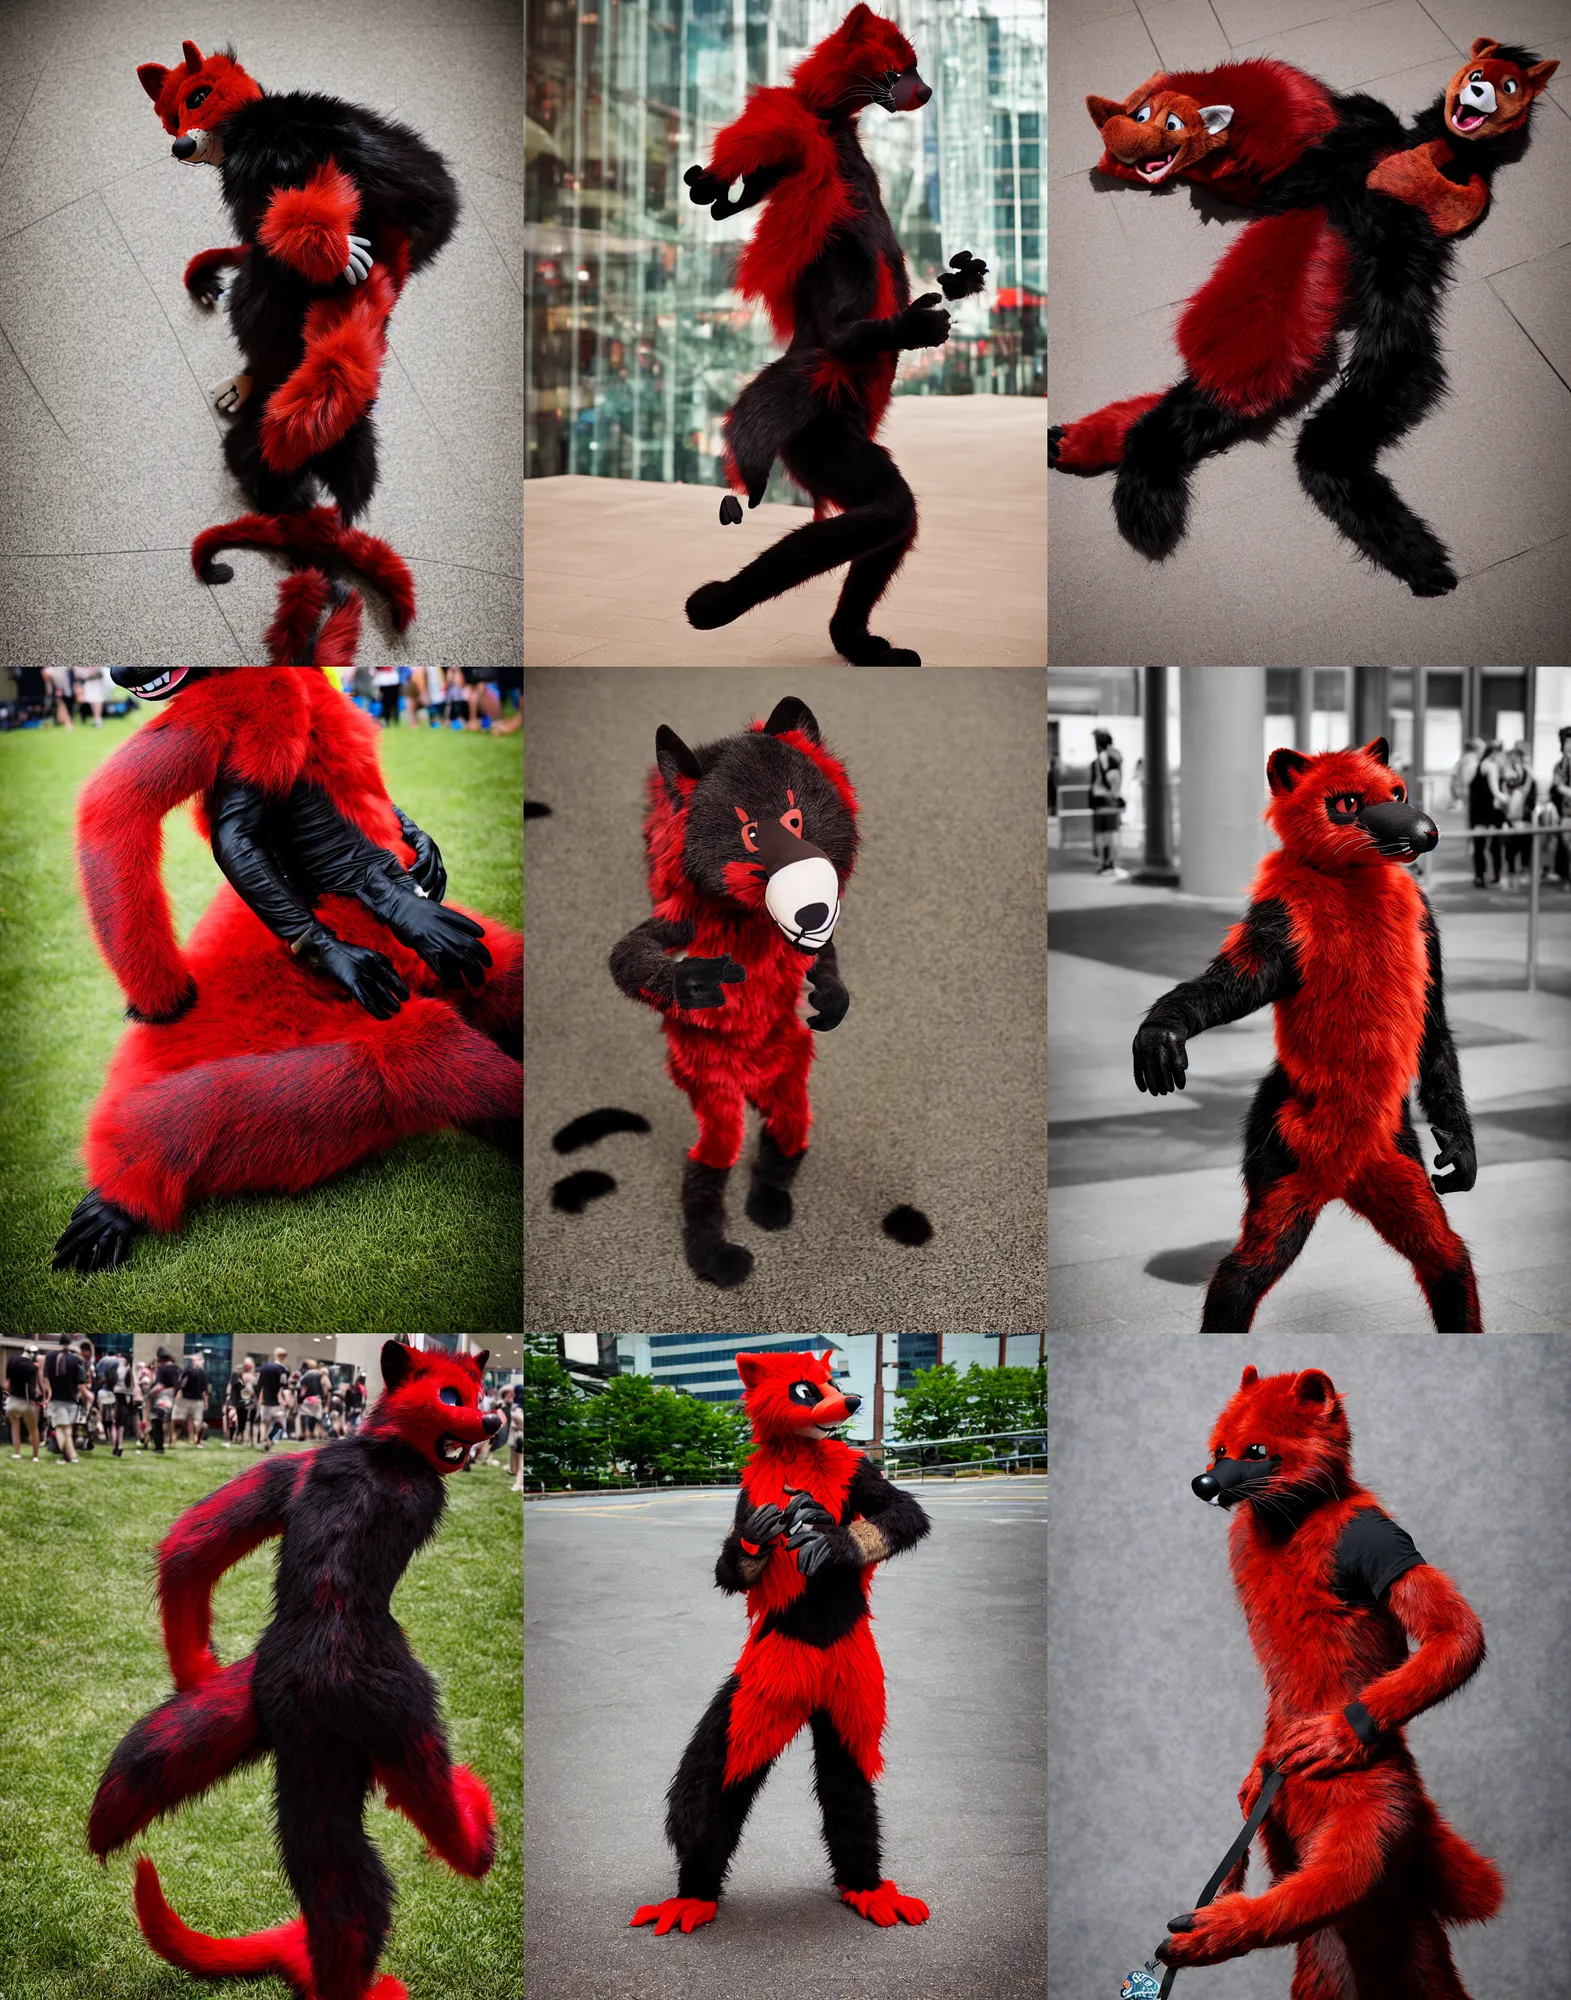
[
  {"x1": 841, "y1": 1880, "x2": 929, "y2": 1927},
  {"x1": 690, "y1": 1238, "x2": 754, "y2": 1288},
  {"x1": 342, "y1": 234, "x2": 374, "y2": 285},
  {"x1": 187, "y1": 270, "x2": 226, "y2": 308},
  {"x1": 937, "y1": 249, "x2": 988, "y2": 301},
  {"x1": 52, "y1": 1190, "x2": 137, "y2": 1275},
  {"x1": 1275, "y1": 1708, "x2": 1374, "y2": 1780},
  {"x1": 1156, "y1": 1894, "x2": 1252, "y2": 1968},
  {"x1": 745, "y1": 1180, "x2": 794, "y2": 1230},
  {"x1": 719, "y1": 493, "x2": 743, "y2": 525},
  {"x1": 686, "y1": 579, "x2": 744, "y2": 629},
  {"x1": 1048, "y1": 423, "x2": 1064, "y2": 468},
  {"x1": 1403, "y1": 543, "x2": 1458, "y2": 598},
  {"x1": 631, "y1": 1895, "x2": 718, "y2": 1935},
  {"x1": 211, "y1": 372, "x2": 252, "y2": 416},
  {"x1": 829, "y1": 626, "x2": 921, "y2": 666},
  {"x1": 1115, "y1": 461, "x2": 1188, "y2": 560},
  {"x1": 895, "y1": 293, "x2": 951, "y2": 350}
]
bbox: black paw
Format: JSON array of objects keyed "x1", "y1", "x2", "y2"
[
  {"x1": 187, "y1": 274, "x2": 225, "y2": 307},
  {"x1": 52, "y1": 1190, "x2": 137, "y2": 1275},
  {"x1": 1114, "y1": 466, "x2": 1189, "y2": 560},
  {"x1": 746, "y1": 1181, "x2": 794, "y2": 1231},
  {"x1": 1405, "y1": 550, "x2": 1458, "y2": 597},
  {"x1": 937, "y1": 249, "x2": 988, "y2": 300},
  {"x1": 830, "y1": 627, "x2": 921, "y2": 667},
  {"x1": 691, "y1": 1240, "x2": 755, "y2": 1287},
  {"x1": 1049, "y1": 424, "x2": 1063, "y2": 467},
  {"x1": 686, "y1": 580, "x2": 742, "y2": 630},
  {"x1": 199, "y1": 558, "x2": 234, "y2": 585},
  {"x1": 719, "y1": 494, "x2": 743, "y2": 525}
]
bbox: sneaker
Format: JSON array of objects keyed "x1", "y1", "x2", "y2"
[
  {"x1": 10, "y1": 1452, "x2": 19, "y2": 1459},
  {"x1": 1109, "y1": 867, "x2": 1130, "y2": 881}
]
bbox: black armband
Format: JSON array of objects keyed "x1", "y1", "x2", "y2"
[{"x1": 1344, "y1": 1700, "x2": 1381, "y2": 1747}]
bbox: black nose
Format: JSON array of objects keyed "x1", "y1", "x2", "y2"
[
  {"x1": 795, "y1": 902, "x2": 828, "y2": 930},
  {"x1": 481, "y1": 1413, "x2": 501, "y2": 1437},
  {"x1": 172, "y1": 136, "x2": 197, "y2": 159},
  {"x1": 1192, "y1": 1472, "x2": 1220, "y2": 1503},
  {"x1": 915, "y1": 84, "x2": 932, "y2": 105},
  {"x1": 842, "y1": 1393, "x2": 861, "y2": 1416}
]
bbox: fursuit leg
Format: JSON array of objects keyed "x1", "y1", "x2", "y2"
[
  {"x1": 829, "y1": 525, "x2": 920, "y2": 667},
  {"x1": 1049, "y1": 392, "x2": 1167, "y2": 474},
  {"x1": 378, "y1": 1730, "x2": 497, "y2": 1879},
  {"x1": 89, "y1": 1656, "x2": 263, "y2": 1858},
  {"x1": 275, "y1": 1732, "x2": 391, "y2": 2000},
  {"x1": 1342, "y1": 1143, "x2": 1482, "y2": 1332},
  {"x1": 744, "y1": 1024, "x2": 813, "y2": 1232},
  {"x1": 1201, "y1": 1066, "x2": 1326, "y2": 1332},
  {"x1": 820, "y1": 1629, "x2": 926, "y2": 1926},
  {"x1": 671, "y1": 1059, "x2": 751, "y2": 1287}
]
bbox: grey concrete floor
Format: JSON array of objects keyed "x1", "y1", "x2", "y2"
[
  {"x1": 524, "y1": 397, "x2": 1048, "y2": 667},
  {"x1": 524, "y1": 1475, "x2": 1047, "y2": 2000},
  {"x1": 0, "y1": 0, "x2": 522, "y2": 667},
  {"x1": 1046, "y1": 827, "x2": 1571, "y2": 1331},
  {"x1": 523, "y1": 669, "x2": 1048, "y2": 1335},
  {"x1": 1049, "y1": 0, "x2": 1571, "y2": 664},
  {"x1": 1048, "y1": 1338, "x2": 1571, "y2": 1996}
]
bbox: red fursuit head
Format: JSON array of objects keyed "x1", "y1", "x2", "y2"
[
  {"x1": 1159, "y1": 1366, "x2": 1501, "y2": 1996},
  {"x1": 71, "y1": 669, "x2": 521, "y2": 1237}
]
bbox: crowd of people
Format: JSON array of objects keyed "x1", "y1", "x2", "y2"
[
  {"x1": 1454, "y1": 727, "x2": 1571, "y2": 890},
  {"x1": 6, "y1": 1335, "x2": 526, "y2": 1487},
  {"x1": 1, "y1": 667, "x2": 523, "y2": 736}
]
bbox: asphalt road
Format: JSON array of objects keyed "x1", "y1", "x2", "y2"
[{"x1": 524, "y1": 1476, "x2": 1047, "y2": 2000}]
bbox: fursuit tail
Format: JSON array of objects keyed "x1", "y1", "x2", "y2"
[{"x1": 134, "y1": 1856, "x2": 312, "y2": 1986}]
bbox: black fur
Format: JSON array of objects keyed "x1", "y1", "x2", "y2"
[
  {"x1": 745, "y1": 1126, "x2": 805, "y2": 1231},
  {"x1": 665, "y1": 1675, "x2": 772, "y2": 1900},
  {"x1": 809, "y1": 1711, "x2": 883, "y2": 1891},
  {"x1": 552, "y1": 1107, "x2": 652, "y2": 1153},
  {"x1": 550, "y1": 1169, "x2": 616, "y2": 1212},
  {"x1": 881, "y1": 1203, "x2": 933, "y2": 1246},
  {"x1": 211, "y1": 87, "x2": 459, "y2": 522},
  {"x1": 682, "y1": 1158, "x2": 753, "y2": 1288},
  {"x1": 1134, "y1": 897, "x2": 1301, "y2": 1091},
  {"x1": 1414, "y1": 893, "x2": 1472, "y2": 1141}
]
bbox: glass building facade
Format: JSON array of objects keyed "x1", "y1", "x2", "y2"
[{"x1": 526, "y1": 0, "x2": 1045, "y2": 495}]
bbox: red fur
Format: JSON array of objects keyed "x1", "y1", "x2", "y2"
[
  {"x1": 1050, "y1": 392, "x2": 1164, "y2": 472},
  {"x1": 135, "y1": 1858, "x2": 313, "y2": 1984},
  {"x1": 260, "y1": 267, "x2": 396, "y2": 471},
  {"x1": 75, "y1": 673, "x2": 521, "y2": 1231},
  {"x1": 1178, "y1": 207, "x2": 1348, "y2": 415},
  {"x1": 1161, "y1": 1368, "x2": 1501, "y2": 1991},
  {"x1": 191, "y1": 507, "x2": 416, "y2": 630},
  {"x1": 641, "y1": 721, "x2": 858, "y2": 1169},
  {"x1": 184, "y1": 243, "x2": 248, "y2": 288},
  {"x1": 138, "y1": 41, "x2": 262, "y2": 136},
  {"x1": 157, "y1": 1455, "x2": 312, "y2": 1688},
  {"x1": 1094, "y1": 58, "x2": 1338, "y2": 199},
  {"x1": 257, "y1": 161, "x2": 360, "y2": 284}
]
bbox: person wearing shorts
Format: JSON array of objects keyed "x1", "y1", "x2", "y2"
[
  {"x1": 149, "y1": 1348, "x2": 181, "y2": 1453},
  {"x1": 297, "y1": 1364, "x2": 325, "y2": 1440},
  {"x1": 43, "y1": 1334, "x2": 84, "y2": 1463},
  {"x1": 7, "y1": 1346, "x2": 42, "y2": 1460},
  {"x1": 174, "y1": 1354, "x2": 208, "y2": 1447},
  {"x1": 506, "y1": 1387, "x2": 525, "y2": 1492},
  {"x1": 257, "y1": 1349, "x2": 289, "y2": 1450}
]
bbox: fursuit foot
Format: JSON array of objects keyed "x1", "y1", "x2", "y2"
[
  {"x1": 829, "y1": 623, "x2": 921, "y2": 666},
  {"x1": 681, "y1": 1158, "x2": 754, "y2": 1287},
  {"x1": 685, "y1": 579, "x2": 745, "y2": 630},
  {"x1": 210, "y1": 371, "x2": 252, "y2": 416},
  {"x1": 841, "y1": 1879, "x2": 930, "y2": 1927},
  {"x1": 52, "y1": 1189, "x2": 137, "y2": 1275},
  {"x1": 630, "y1": 1896, "x2": 718, "y2": 1936},
  {"x1": 745, "y1": 1130, "x2": 805, "y2": 1232}
]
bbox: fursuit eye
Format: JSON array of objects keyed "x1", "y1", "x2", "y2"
[
  {"x1": 1503, "y1": 77, "x2": 1517, "y2": 91},
  {"x1": 1213, "y1": 1445, "x2": 1226, "y2": 1464},
  {"x1": 1134, "y1": 104, "x2": 1152, "y2": 122},
  {"x1": 438, "y1": 1386, "x2": 462, "y2": 1407},
  {"x1": 789, "y1": 1381, "x2": 819, "y2": 1405},
  {"x1": 734, "y1": 805, "x2": 759, "y2": 852},
  {"x1": 1245, "y1": 1443, "x2": 1269, "y2": 1460},
  {"x1": 1165, "y1": 112, "x2": 1185, "y2": 131},
  {"x1": 187, "y1": 86, "x2": 210, "y2": 108},
  {"x1": 1393, "y1": 785, "x2": 1406, "y2": 803},
  {"x1": 1469, "y1": 70, "x2": 1483, "y2": 81},
  {"x1": 781, "y1": 807, "x2": 803, "y2": 836}
]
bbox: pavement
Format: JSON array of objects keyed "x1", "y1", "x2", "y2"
[
  {"x1": 0, "y1": 0, "x2": 522, "y2": 667},
  {"x1": 1048, "y1": 0, "x2": 1571, "y2": 665},
  {"x1": 524, "y1": 669, "x2": 1048, "y2": 1335},
  {"x1": 524, "y1": 397, "x2": 1048, "y2": 667},
  {"x1": 1047, "y1": 813, "x2": 1571, "y2": 1330},
  {"x1": 523, "y1": 1476, "x2": 1048, "y2": 2000}
]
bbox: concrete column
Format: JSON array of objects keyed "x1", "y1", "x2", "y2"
[
  {"x1": 1134, "y1": 665, "x2": 1178, "y2": 884},
  {"x1": 1295, "y1": 666, "x2": 1313, "y2": 752},
  {"x1": 1178, "y1": 668, "x2": 1267, "y2": 900}
]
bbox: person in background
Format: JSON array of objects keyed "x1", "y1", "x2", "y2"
[
  {"x1": 374, "y1": 665, "x2": 402, "y2": 727},
  {"x1": 45, "y1": 666, "x2": 74, "y2": 730},
  {"x1": 149, "y1": 1347, "x2": 182, "y2": 1453},
  {"x1": 1497, "y1": 741, "x2": 1535, "y2": 888},
  {"x1": 95, "y1": 1348, "x2": 132, "y2": 1458},
  {"x1": 1550, "y1": 725, "x2": 1571, "y2": 890},
  {"x1": 43, "y1": 1333, "x2": 84, "y2": 1464},
  {"x1": 1452, "y1": 737, "x2": 1483, "y2": 809},
  {"x1": 73, "y1": 669, "x2": 109, "y2": 728},
  {"x1": 78, "y1": 1341, "x2": 98, "y2": 1444},
  {"x1": 257, "y1": 1348, "x2": 288, "y2": 1449},
  {"x1": 174, "y1": 1350, "x2": 209, "y2": 1448},
  {"x1": 223, "y1": 1361, "x2": 247, "y2": 1447},
  {"x1": 1088, "y1": 728, "x2": 1127, "y2": 880},
  {"x1": 297, "y1": 1360, "x2": 325, "y2": 1441},
  {"x1": 329, "y1": 1374, "x2": 347, "y2": 1437},
  {"x1": 1048, "y1": 751, "x2": 1060, "y2": 820},
  {"x1": 7, "y1": 1344, "x2": 43, "y2": 1461},
  {"x1": 506, "y1": 1386, "x2": 525, "y2": 1493},
  {"x1": 1468, "y1": 739, "x2": 1507, "y2": 889},
  {"x1": 344, "y1": 1372, "x2": 367, "y2": 1434},
  {"x1": 133, "y1": 1360, "x2": 153, "y2": 1449}
]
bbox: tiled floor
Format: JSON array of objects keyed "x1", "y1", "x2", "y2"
[
  {"x1": 524, "y1": 396, "x2": 1049, "y2": 667},
  {"x1": 0, "y1": 0, "x2": 522, "y2": 666},
  {"x1": 1048, "y1": 0, "x2": 1571, "y2": 664}
]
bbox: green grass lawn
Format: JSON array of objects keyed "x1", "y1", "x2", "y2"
[
  {"x1": 0, "y1": 710, "x2": 521, "y2": 1335},
  {"x1": 0, "y1": 1442, "x2": 521, "y2": 2000}
]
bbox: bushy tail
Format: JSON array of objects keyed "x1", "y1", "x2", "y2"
[
  {"x1": 133, "y1": 1856, "x2": 313, "y2": 1987},
  {"x1": 192, "y1": 504, "x2": 415, "y2": 631},
  {"x1": 721, "y1": 353, "x2": 820, "y2": 507},
  {"x1": 263, "y1": 570, "x2": 364, "y2": 666}
]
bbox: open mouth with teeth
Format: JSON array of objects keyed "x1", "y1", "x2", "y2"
[
  {"x1": 128, "y1": 669, "x2": 190, "y2": 701},
  {"x1": 1135, "y1": 150, "x2": 1178, "y2": 181},
  {"x1": 1451, "y1": 106, "x2": 1489, "y2": 132},
  {"x1": 435, "y1": 1434, "x2": 471, "y2": 1467}
]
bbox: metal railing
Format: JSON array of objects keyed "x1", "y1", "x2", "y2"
[{"x1": 522, "y1": 1429, "x2": 1049, "y2": 1497}]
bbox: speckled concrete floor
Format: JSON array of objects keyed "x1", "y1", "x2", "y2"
[{"x1": 0, "y1": 0, "x2": 521, "y2": 666}]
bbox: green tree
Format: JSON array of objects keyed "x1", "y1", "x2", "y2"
[
  {"x1": 520, "y1": 1354, "x2": 602, "y2": 1487},
  {"x1": 890, "y1": 1361, "x2": 1048, "y2": 1463},
  {"x1": 589, "y1": 1376, "x2": 749, "y2": 1484}
]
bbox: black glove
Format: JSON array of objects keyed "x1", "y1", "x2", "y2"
[
  {"x1": 1430, "y1": 1127, "x2": 1477, "y2": 1194},
  {"x1": 782, "y1": 1489, "x2": 844, "y2": 1578},
  {"x1": 52, "y1": 1189, "x2": 136, "y2": 1274},
  {"x1": 806, "y1": 961, "x2": 849, "y2": 1032},
  {"x1": 1133, "y1": 1021, "x2": 1188, "y2": 1094},
  {"x1": 739, "y1": 1502, "x2": 786, "y2": 1550},
  {"x1": 895, "y1": 292, "x2": 951, "y2": 349},
  {"x1": 673, "y1": 955, "x2": 746, "y2": 1009},
  {"x1": 359, "y1": 857, "x2": 491, "y2": 989},
  {"x1": 291, "y1": 921, "x2": 409, "y2": 1020},
  {"x1": 394, "y1": 805, "x2": 446, "y2": 901},
  {"x1": 684, "y1": 163, "x2": 748, "y2": 219},
  {"x1": 937, "y1": 249, "x2": 988, "y2": 300}
]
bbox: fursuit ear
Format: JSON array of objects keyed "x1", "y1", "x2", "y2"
[
  {"x1": 654, "y1": 724, "x2": 701, "y2": 805},
  {"x1": 1362, "y1": 735, "x2": 1391, "y2": 767},
  {"x1": 381, "y1": 1339, "x2": 414, "y2": 1391},
  {"x1": 471, "y1": 1349, "x2": 490, "y2": 1374},
  {"x1": 762, "y1": 695, "x2": 821, "y2": 742},
  {"x1": 1239, "y1": 1364, "x2": 1259, "y2": 1389},
  {"x1": 735, "y1": 1352, "x2": 768, "y2": 1388},
  {"x1": 1468, "y1": 35, "x2": 1500, "y2": 57},
  {"x1": 1294, "y1": 1368, "x2": 1335, "y2": 1408},
  {"x1": 1525, "y1": 56, "x2": 1559, "y2": 89},
  {"x1": 138, "y1": 61, "x2": 171, "y2": 101},
  {"x1": 839, "y1": 3, "x2": 876, "y2": 33},
  {"x1": 1267, "y1": 747, "x2": 1312, "y2": 796},
  {"x1": 182, "y1": 39, "x2": 205, "y2": 73},
  {"x1": 1197, "y1": 103, "x2": 1234, "y2": 133},
  {"x1": 1086, "y1": 94, "x2": 1126, "y2": 129}
]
